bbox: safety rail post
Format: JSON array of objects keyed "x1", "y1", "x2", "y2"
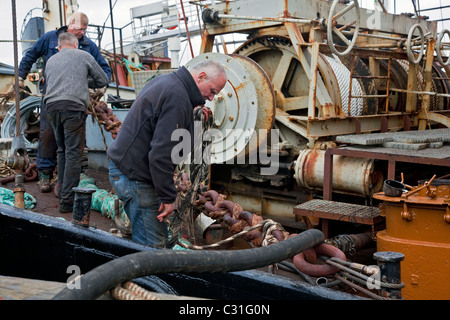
[
  {"x1": 308, "y1": 42, "x2": 320, "y2": 119},
  {"x1": 373, "y1": 251, "x2": 404, "y2": 299}
]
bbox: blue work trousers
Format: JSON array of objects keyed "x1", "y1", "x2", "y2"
[
  {"x1": 38, "y1": 98, "x2": 57, "y2": 171},
  {"x1": 108, "y1": 160, "x2": 168, "y2": 248}
]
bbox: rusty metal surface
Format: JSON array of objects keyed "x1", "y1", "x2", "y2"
[
  {"x1": 336, "y1": 144, "x2": 450, "y2": 162},
  {"x1": 293, "y1": 199, "x2": 381, "y2": 224},
  {"x1": 323, "y1": 143, "x2": 450, "y2": 201},
  {"x1": 202, "y1": 0, "x2": 435, "y2": 36},
  {"x1": 186, "y1": 52, "x2": 258, "y2": 163},
  {"x1": 294, "y1": 147, "x2": 383, "y2": 196},
  {"x1": 0, "y1": 204, "x2": 362, "y2": 300},
  {"x1": 336, "y1": 127, "x2": 450, "y2": 145},
  {"x1": 200, "y1": 0, "x2": 449, "y2": 138},
  {"x1": 234, "y1": 35, "x2": 338, "y2": 116}
]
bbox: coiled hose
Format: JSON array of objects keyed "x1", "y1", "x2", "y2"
[
  {"x1": 53, "y1": 228, "x2": 325, "y2": 300},
  {"x1": 1, "y1": 96, "x2": 42, "y2": 149}
]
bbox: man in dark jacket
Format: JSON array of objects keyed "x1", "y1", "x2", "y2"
[
  {"x1": 108, "y1": 60, "x2": 227, "y2": 247},
  {"x1": 18, "y1": 12, "x2": 111, "y2": 193}
]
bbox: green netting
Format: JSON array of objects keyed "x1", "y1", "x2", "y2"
[
  {"x1": 78, "y1": 173, "x2": 127, "y2": 223},
  {"x1": 0, "y1": 187, "x2": 36, "y2": 209}
]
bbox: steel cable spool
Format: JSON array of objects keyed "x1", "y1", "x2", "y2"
[
  {"x1": 234, "y1": 35, "x2": 367, "y2": 118},
  {"x1": 186, "y1": 52, "x2": 275, "y2": 164},
  {"x1": 397, "y1": 60, "x2": 444, "y2": 111},
  {"x1": 323, "y1": 54, "x2": 363, "y2": 116},
  {"x1": 1, "y1": 95, "x2": 41, "y2": 149}
]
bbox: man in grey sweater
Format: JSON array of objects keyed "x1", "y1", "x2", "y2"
[{"x1": 44, "y1": 32, "x2": 109, "y2": 213}]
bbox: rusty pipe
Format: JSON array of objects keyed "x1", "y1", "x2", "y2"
[
  {"x1": 202, "y1": 8, "x2": 314, "y2": 25},
  {"x1": 13, "y1": 174, "x2": 25, "y2": 209}
]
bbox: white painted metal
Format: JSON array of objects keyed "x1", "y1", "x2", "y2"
[
  {"x1": 327, "y1": 0, "x2": 360, "y2": 56},
  {"x1": 436, "y1": 29, "x2": 450, "y2": 66},
  {"x1": 186, "y1": 52, "x2": 258, "y2": 164},
  {"x1": 406, "y1": 23, "x2": 426, "y2": 65},
  {"x1": 323, "y1": 54, "x2": 363, "y2": 116}
]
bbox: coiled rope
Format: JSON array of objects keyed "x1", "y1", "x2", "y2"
[
  {"x1": 110, "y1": 281, "x2": 162, "y2": 300},
  {"x1": 1, "y1": 95, "x2": 42, "y2": 149},
  {"x1": 175, "y1": 218, "x2": 285, "y2": 250}
]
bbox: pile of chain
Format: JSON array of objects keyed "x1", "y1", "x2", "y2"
[
  {"x1": 0, "y1": 163, "x2": 37, "y2": 184},
  {"x1": 88, "y1": 89, "x2": 122, "y2": 140},
  {"x1": 166, "y1": 107, "x2": 214, "y2": 247},
  {"x1": 192, "y1": 189, "x2": 289, "y2": 248},
  {"x1": 168, "y1": 106, "x2": 290, "y2": 249}
]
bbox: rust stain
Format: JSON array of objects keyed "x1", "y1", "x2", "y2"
[
  {"x1": 284, "y1": 0, "x2": 289, "y2": 17},
  {"x1": 304, "y1": 150, "x2": 319, "y2": 185}
]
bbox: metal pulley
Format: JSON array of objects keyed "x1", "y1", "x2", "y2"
[
  {"x1": 327, "y1": 0, "x2": 360, "y2": 56},
  {"x1": 436, "y1": 29, "x2": 450, "y2": 66},
  {"x1": 186, "y1": 52, "x2": 275, "y2": 164},
  {"x1": 406, "y1": 23, "x2": 426, "y2": 65},
  {"x1": 233, "y1": 35, "x2": 377, "y2": 150}
]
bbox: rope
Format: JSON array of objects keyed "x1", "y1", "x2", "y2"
[
  {"x1": 78, "y1": 173, "x2": 130, "y2": 231},
  {"x1": 0, "y1": 87, "x2": 43, "y2": 106},
  {"x1": 110, "y1": 281, "x2": 191, "y2": 300},
  {"x1": 261, "y1": 220, "x2": 289, "y2": 246},
  {"x1": 0, "y1": 39, "x2": 36, "y2": 43},
  {"x1": 1, "y1": 95, "x2": 42, "y2": 149},
  {"x1": 165, "y1": 108, "x2": 288, "y2": 250},
  {"x1": 110, "y1": 286, "x2": 144, "y2": 300},
  {"x1": 0, "y1": 157, "x2": 15, "y2": 177},
  {"x1": 110, "y1": 281, "x2": 161, "y2": 300},
  {"x1": 176, "y1": 219, "x2": 283, "y2": 250}
]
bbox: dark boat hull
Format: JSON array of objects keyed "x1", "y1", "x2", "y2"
[{"x1": 0, "y1": 204, "x2": 360, "y2": 300}]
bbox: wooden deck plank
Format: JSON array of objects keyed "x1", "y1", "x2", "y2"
[{"x1": 0, "y1": 275, "x2": 66, "y2": 300}]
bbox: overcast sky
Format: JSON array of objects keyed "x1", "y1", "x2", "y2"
[{"x1": 0, "y1": 0, "x2": 449, "y2": 67}]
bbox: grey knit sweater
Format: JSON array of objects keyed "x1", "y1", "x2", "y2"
[{"x1": 44, "y1": 48, "x2": 109, "y2": 108}]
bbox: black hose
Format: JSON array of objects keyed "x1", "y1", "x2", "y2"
[{"x1": 53, "y1": 229, "x2": 324, "y2": 300}]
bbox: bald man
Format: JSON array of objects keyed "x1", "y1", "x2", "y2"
[{"x1": 108, "y1": 61, "x2": 227, "y2": 247}]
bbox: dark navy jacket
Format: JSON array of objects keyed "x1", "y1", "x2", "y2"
[
  {"x1": 19, "y1": 26, "x2": 111, "y2": 81},
  {"x1": 107, "y1": 67, "x2": 205, "y2": 203}
]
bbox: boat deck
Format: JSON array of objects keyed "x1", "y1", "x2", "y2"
[{"x1": 1, "y1": 165, "x2": 117, "y2": 234}]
